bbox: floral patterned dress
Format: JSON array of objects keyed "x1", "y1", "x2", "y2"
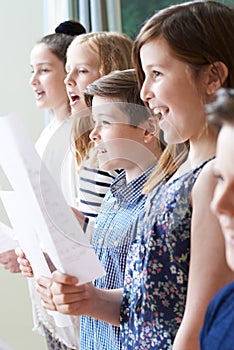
[{"x1": 120, "y1": 160, "x2": 211, "y2": 350}]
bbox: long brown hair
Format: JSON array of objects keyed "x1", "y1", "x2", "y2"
[{"x1": 132, "y1": 0, "x2": 234, "y2": 192}]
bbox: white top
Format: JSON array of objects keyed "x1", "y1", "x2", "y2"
[
  {"x1": 35, "y1": 116, "x2": 78, "y2": 208},
  {"x1": 30, "y1": 116, "x2": 119, "y2": 348}
]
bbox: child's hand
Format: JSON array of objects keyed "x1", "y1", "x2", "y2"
[
  {"x1": 36, "y1": 275, "x2": 56, "y2": 311},
  {"x1": 15, "y1": 247, "x2": 34, "y2": 277},
  {"x1": 42, "y1": 270, "x2": 96, "y2": 317},
  {"x1": 0, "y1": 249, "x2": 21, "y2": 273}
]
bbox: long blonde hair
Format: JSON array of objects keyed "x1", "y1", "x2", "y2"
[{"x1": 70, "y1": 31, "x2": 133, "y2": 167}]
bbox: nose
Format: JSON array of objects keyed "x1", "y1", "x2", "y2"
[
  {"x1": 89, "y1": 125, "x2": 101, "y2": 141},
  {"x1": 29, "y1": 72, "x2": 39, "y2": 86},
  {"x1": 64, "y1": 70, "x2": 76, "y2": 86},
  {"x1": 140, "y1": 78, "x2": 154, "y2": 103},
  {"x1": 211, "y1": 185, "x2": 234, "y2": 218}
]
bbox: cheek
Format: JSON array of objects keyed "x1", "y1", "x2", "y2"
[
  {"x1": 81, "y1": 74, "x2": 100, "y2": 91},
  {"x1": 210, "y1": 185, "x2": 222, "y2": 216},
  {"x1": 51, "y1": 84, "x2": 67, "y2": 100},
  {"x1": 48, "y1": 77, "x2": 64, "y2": 91}
]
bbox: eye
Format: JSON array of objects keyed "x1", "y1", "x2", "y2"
[
  {"x1": 78, "y1": 68, "x2": 88, "y2": 74},
  {"x1": 101, "y1": 120, "x2": 111, "y2": 126},
  {"x1": 152, "y1": 70, "x2": 162, "y2": 79},
  {"x1": 93, "y1": 120, "x2": 111, "y2": 127}
]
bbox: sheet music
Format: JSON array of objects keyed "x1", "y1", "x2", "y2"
[
  {"x1": 0, "y1": 114, "x2": 106, "y2": 327},
  {"x1": 0, "y1": 190, "x2": 73, "y2": 327}
]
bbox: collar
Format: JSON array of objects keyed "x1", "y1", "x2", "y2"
[{"x1": 110, "y1": 165, "x2": 155, "y2": 204}]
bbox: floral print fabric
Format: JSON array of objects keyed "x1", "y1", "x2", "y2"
[{"x1": 120, "y1": 161, "x2": 211, "y2": 349}]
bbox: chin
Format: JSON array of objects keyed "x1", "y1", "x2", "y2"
[
  {"x1": 36, "y1": 102, "x2": 44, "y2": 109},
  {"x1": 99, "y1": 160, "x2": 117, "y2": 171}
]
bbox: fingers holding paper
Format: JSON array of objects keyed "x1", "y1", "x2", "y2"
[
  {"x1": 37, "y1": 270, "x2": 95, "y2": 316},
  {"x1": 15, "y1": 247, "x2": 34, "y2": 277},
  {"x1": 36, "y1": 275, "x2": 56, "y2": 311}
]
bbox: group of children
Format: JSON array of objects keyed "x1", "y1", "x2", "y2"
[{"x1": 0, "y1": 1, "x2": 234, "y2": 349}]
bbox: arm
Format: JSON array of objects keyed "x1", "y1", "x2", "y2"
[
  {"x1": 0, "y1": 249, "x2": 20, "y2": 273},
  {"x1": 173, "y1": 161, "x2": 234, "y2": 350},
  {"x1": 37, "y1": 270, "x2": 122, "y2": 326}
]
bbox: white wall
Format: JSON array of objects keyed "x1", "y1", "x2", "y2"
[
  {"x1": 0, "y1": 1, "x2": 47, "y2": 349},
  {"x1": 0, "y1": 1, "x2": 45, "y2": 142}
]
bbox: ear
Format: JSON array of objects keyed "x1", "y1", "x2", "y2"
[
  {"x1": 206, "y1": 61, "x2": 229, "y2": 95},
  {"x1": 143, "y1": 116, "x2": 159, "y2": 143}
]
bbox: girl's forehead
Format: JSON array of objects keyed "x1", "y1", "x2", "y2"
[
  {"x1": 30, "y1": 44, "x2": 60, "y2": 65},
  {"x1": 67, "y1": 43, "x2": 97, "y2": 59}
]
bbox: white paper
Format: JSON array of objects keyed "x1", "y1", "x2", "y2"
[
  {"x1": 0, "y1": 190, "x2": 70, "y2": 327},
  {"x1": 0, "y1": 114, "x2": 106, "y2": 327},
  {"x1": 0, "y1": 191, "x2": 52, "y2": 277},
  {"x1": 0, "y1": 221, "x2": 18, "y2": 253}
]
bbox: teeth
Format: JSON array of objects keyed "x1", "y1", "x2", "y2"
[{"x1": 153, "y1": 108, "x2": 161, "y2": 115}]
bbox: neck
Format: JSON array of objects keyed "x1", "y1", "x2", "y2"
[
  {"x1": 188, "y1": 124, "x2": 217, "y2": 168},
  {"x1": 51, "y1": 104, "x2": 71, "y2": 122},
  {"x1": 125, "y1": 142, "x2": 161, "y2": 183},
  {"x1": 168, "y1": 125, "x2": 217, "y2": 182}
]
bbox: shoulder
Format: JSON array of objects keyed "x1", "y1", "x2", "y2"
[{"x1": 192, "y1": 159, "x2": 216, "y2": 203}]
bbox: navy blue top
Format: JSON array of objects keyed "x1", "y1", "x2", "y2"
[{"x1": 200, "y1": 281, "x2": 234, "y2": 350}]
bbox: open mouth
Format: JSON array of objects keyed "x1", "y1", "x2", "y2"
[
  {"x1": 152, "y1": 107, "x2": 169, "y2": 122},
  {"x1": 69, "y1": 93, "x2": 80, "y2": 106},
  {"x1": 155, "y1": 112, "x2": 162, "y2": 120},
  {"x1": 35, "y1": 90, "x2": 45, "y2": 100}
]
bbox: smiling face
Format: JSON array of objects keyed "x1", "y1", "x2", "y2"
[
  {"x1": 211, "y1": 124, "x2": 234, "y2": 271},
  {"x1": 139, "y1": 37, "x2": 208, "y2": 145},
  {"x1": 89, "y1": 96, "x2": 156, "y2": 181},
  {"x1": 65, "y1": 43, "x2": 101, "y2": 114},
  {"x1": 29, "y1": 43, "x2": 68, "y2": 112}
]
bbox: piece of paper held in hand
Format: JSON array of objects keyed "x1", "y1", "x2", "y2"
[
  {"x1": 0, "y1": 190, "x2": 69, "y2": 327},
  {"x1": 0, "y1": 221, "x2": 18, "y2": 253},
  {"x1": 0, "y1": 114, "x2": 106, "y2": 327}
]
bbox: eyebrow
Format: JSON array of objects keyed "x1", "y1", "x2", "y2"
[
  {"x1": 30, "y1": 62, "x2": 53, "y2": 67},
  {"x1": 92, "y1": 113, "x2": 112, "y2": 118}
]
